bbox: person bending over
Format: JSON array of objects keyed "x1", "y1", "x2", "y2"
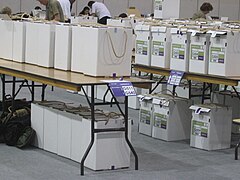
[
  {"x1": 87, "y1": 1, "x2": 111, "y2": 25},
  {"x1": 37, "y1": 0, "x2": 64, "y2": 22},
  {"x1": 192, "y1": 2, "x2": 213, "y2": 20}
]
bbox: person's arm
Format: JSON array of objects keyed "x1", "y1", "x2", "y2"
[
  {"x1": 90, "y1": 4, "x2": 97, "y2": 17},
  {"x1": 53, "y1": 13, "x2": 61, "y2": 21},
  {"x1": 51, "y1": 2, "x2": 62, "y2": 21}
]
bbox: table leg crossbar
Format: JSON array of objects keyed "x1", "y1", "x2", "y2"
[{"x1": 80, "y1": 84, "x2": 138, "y2": 175}]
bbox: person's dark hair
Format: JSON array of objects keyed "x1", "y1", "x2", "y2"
[
  {"x1": 34, "y1": 6, "x2": 42, "y2": 10},
  {"x1": 79, "y1": 6, "x2": 90, "y2": 15},
  {"x1": 119, "y1": 13, "x2": 128, "y2": 18},
  {"x1": 88, "y1": 1, "x2": 95, "y2": 8},
  {"x1": 200, "y1": 2, "x2": 213, "y2": 12}
]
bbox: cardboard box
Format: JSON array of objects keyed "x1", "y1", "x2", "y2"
[{"x1": 190, "y1": 103, "x2": 232, "y2": 150}]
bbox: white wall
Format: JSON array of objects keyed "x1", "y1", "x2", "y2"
[{"x1": 0, "y1": 0, "x2": 240, "y2": 20}]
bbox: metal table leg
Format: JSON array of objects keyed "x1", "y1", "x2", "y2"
[
  {"x1": 11, "y1": 76, "x2": 16, "y2": 111},
  {"x1": 32, "y1": 81, "x2": 35, "y2": 102},
  {"x1": 124, "y1": 96, "x2": 139, "y2": 170},
  {"x1": 80, "y1": 85, "x2": 95, "y2": 176},
  {"x1": 1, "y1": 74, "x2": 6, "y2": 112}
]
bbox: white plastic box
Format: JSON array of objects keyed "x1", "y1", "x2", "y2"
[
  {"x1": 37, "y1": 23, "x2": 55, "y2": 67},
  {"x1": 71, "y1": 25, "x2": 83, "y2": 73},
  {"x1": 190, "y1": 104, "x2": 232, "y2": 150},
  {"x1": 189, "y1": 30, "x2": 210, "y2": 74},
  {"x1": 54, "y1": 24, "x2": 72, "y2": 70},
  {"x1": 107, "y1": 18, "x2": 137, "y2": 29},
  {"x1": 71, "y1": 114, "x2": 131, "y2": 171},
  {"x1": 138, "y1": 94, "x2": 153, "y2": 136},
  {"x1": 135, "y1": 24, "x2": 151, "y2": 66},
  {"x1": 25, "y1": 22, "x2": 55, "y2": 67},
  {"x1": 12, "y1": 21, "x2": 26, "y2": 63},
  {"x1": 0, "y1": 20, "x2": 13, "y2": 60},
  {"x1": 57, "y1": 111, "x2": 72, "y2": 159},
  {"x1": 212, "y1": 92, "x2": 240, "y2": 134},
  {"x1": 25, "y1": 22, "x2": 39, "y2": 65},
  {"x1": 151, "y1": 26, "x2": 171, "y2": 68},
  {"x1": 69, "y1": 16, "x2": 98, "y2": 24},
  {"x1": 43, "y1": 107, "x2": 58, "y2": 154},
  {"x1": 154, "y1": 0, "x2": 163, "y2": 19},
  {"x1": 72, "y1": 26, "x2": 132, "y2": 77},
  {"x1": 162, "y1": 0, "x2": 198, "y2": 19},
  {"x1": 31, "y1": 103, "x2": 45, "y2": 149},
  {"x1": 170, "y1": 28, "x2": 190, "y2": 72},
  {"x1": 152, "y1": 94, "x2": 192, "y2": 141},
  {"x1": 208, "y1": 30, "x2": 240, "y2": 76}
]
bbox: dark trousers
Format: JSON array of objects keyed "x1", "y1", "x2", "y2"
[{"x1": 98, "y1": 16, "x2": 111, "y2": 25}]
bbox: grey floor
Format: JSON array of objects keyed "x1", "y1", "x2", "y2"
[{"x1": 0, "y1": 78, "x2": 240, "y2": 180}]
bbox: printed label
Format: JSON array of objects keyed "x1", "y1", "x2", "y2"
[
  {"x1": 152, "y1": 41, "x2": 164, "y2": 56},
  {"x1": 155, "y1": 0, "x2": 163, "y2": 11},
  {"x1": 136, "y1": 40, "x2": 148, "y2": 55},
  {"x1": 191, "y1": 44, "x2": 204, "y2": 61},
  {"x1": 154, "y1": 113, "x2": 167, "y2": 129},
  {"x1": 172, "y1": 43, "x2": 185, "y2": 60},
  {"x1": 192, "y1": 120, "x2": 208, "y2": 138},
  {"x1": 210, "y1": 47, "x2": 225, "y2": 64},
  {"x1": 140, "y1": 109, "x2": 151, "y2": 125}
]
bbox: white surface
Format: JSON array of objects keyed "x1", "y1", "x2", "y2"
[
  {"x1": 139, "y1": 95, "x2": 153, "y2": 136},
  {"x1": 208, "y1": 31, "x2": 240, "y2": 76},
  {"x1": 54, "y1": 24, "x2": 72, "y2": 70},
  {"x1": 31, "y1": 104, "x2": 44, "y2": 149},
  {"x1": 170, "y1": 29, "x2": 190, "y2": 72},
  {"x1": 189, "y1": 32, "x2": 210, "y2": 74},
  {"x1": 190, "y1": 104, "x2": 232, "y2": 150},
  {"x1": 152, "y1": 95, "x2": 192, "y2": 141},
  {"x1": 43, "y1": 108, "x2": 58, "y2": 154},
  {"x1": 91, "y1": 2, "x2": 111, "y2": 19},
  {"x1": 0, "y1": 20, "x2": 13, "y2": 61},
  {"x1": 75, "y1": 26, "x2": 132, "y2": 77},
  {"x1": 58, "y1": 0, "x2": 71, "y2": 19},
  {"x1": 135, "y1": 24, "x2": 151, "y2": 66},
  {"x1": 151, "y1": 26, "x2": 171, "y2": 68},
  {"x1": 12, "y1": 21, "x2": 26, "y2": 62},
  {"x1": 162, "y1": 0, "x2": 198, "y2": 19},
  {"x1": 57, "y1": 111, "x2": 72, "y2": 159},
  {"x1": 219, "y1": 0, "x2": 239, "y2": 21}
]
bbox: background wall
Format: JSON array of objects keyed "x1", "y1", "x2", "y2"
[
  {"x1": 0, "y1": 0, "x2": 239, "y2": 20},
  {"x1": 0, "y1": 0, "x2": 154, "y2": 17}
]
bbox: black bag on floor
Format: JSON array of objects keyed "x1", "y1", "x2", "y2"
[{"x1": 1, "y1": 106, "x2": 35, "y2": 148}]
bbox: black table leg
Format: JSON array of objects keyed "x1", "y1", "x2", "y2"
[
  {"x1": 11, "y1": 77, "x2": 16, "y2": 111},
  {"x1": 124, "y1": 96, "x2": 139, "y2": 170},
  {"x1": 80, "y1": 85, "x2": 95, "y2": 176},
  {"x1": 1, "y1": 74, "x2": 5, "y2": 112},
  {"x1": 31, "y1": 81, "x2": 35, "y2": 102}
]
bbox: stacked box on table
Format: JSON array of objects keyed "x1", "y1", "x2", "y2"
[
  {"x1": 0, "y1": 20, "x2": 13, "y2": 60},
  {"x1": 152, "y1": 94, "x2": 192, "y2": 141},
  {"x1": 170, "y1": 27, "x2": 190, "y2": 72},
  {"x1": 25, "y1": 22, "x2": 55, "y2": 67},
  {"x1": 135, "y1": 24, "x2": 152, "y2": 66},
  {"x1": 71, "y1": 25, "x2": 132, "y2": 77},
  {"x1": 188, "y1": 30, "x2": 210, "y2": 74},
  {"x1": 12, "y1": 21, "x2": 26, "y2": 63},
  {"x1": 151, "y1": 25, "x2": 171, "y2": 68},
  {"x1": 71, "y1": 25, "x2": 83, "y2": 73},
  {"x1": 54, "y1": 23, "x2": 72, "y2": 70},
  {"x1": 190, "y1": 103, "x2": 232, "y2": 150},
  {"x1": 208, "y1": 30, "x2": 240, "y2": 76}
]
